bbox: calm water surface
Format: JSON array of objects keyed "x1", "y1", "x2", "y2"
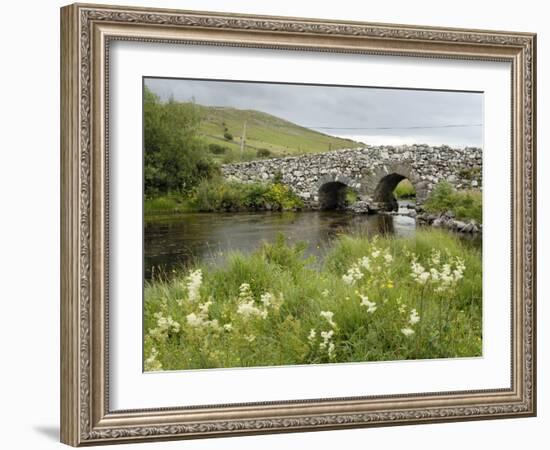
[{"x1": 144, "y1": 201, "x2": 447, "y2": 280}]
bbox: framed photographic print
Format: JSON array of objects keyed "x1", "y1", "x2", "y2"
[{"x1": 60, "y1": 3, "x2": 537, "y2": 446}]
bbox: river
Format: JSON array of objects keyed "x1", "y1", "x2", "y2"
[{"x1": 145, "y1": 201, "x2": 468, "y2": 280}]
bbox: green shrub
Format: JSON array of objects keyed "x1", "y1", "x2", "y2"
[
  {"x1": 223, "y1": 131, "x2": 233, "y2": 141},
  {"x1": 257, "y1": 148, "x2": 271, "y2": 158},
  {"x1": 424, "y1": 181, "x2": 482, "y2": 223},
  {"x1": 143, "y1": 87, "x2": 218, "y2": 196},
  {"x1": 265, "y1": 183, "x2": 304, "y2": 210},
  {"x1": 208, "y1": 143, "x2": 228, "y2": 154},
  {"x1": 192, "y1": 179, "x2": 303, "y2": 212}
]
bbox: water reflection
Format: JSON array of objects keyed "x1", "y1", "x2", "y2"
[{"x1": 144, "y1": 204, "x2": 420, "y2": 280}]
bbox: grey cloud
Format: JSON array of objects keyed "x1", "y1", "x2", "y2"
[{"x1": 145, "y1": 77, "x2": 483, "y2": 147}]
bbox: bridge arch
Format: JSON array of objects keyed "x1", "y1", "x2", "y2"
[
  {"x1": 363, "y1": 162, "x2": 427, "y2": 211},
  {"x1": 314, "y1": 174, "x2": 363, "y2": 210}
]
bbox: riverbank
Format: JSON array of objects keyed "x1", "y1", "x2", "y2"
[
  {"x1": 144, "y1": 179, "x2": 304, "y2": 215},
  {"x1": 144, "y1": 230, "x2": 482, "y2": 371}
]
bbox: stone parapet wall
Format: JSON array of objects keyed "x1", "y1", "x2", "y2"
[{"x1": 221, "y1": 145, "x2": 482, "y2": 209}]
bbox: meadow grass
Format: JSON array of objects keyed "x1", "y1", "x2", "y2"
[
  {"x1": 196, "y1": 104, "x2": 362, "y2": 161},
  {"x1": 144, "y1": 194, "x2": 194, "y2": 215},
  {"x1": 144, "y1": 230, "x2": 482, "y2": 371}
]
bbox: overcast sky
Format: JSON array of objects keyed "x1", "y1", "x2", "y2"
[{"x1": 145, "y1": 77, "x2": 483, "y2": 148}]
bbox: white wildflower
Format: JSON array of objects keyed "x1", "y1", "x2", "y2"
[
  {"x1": 319, "y1": 330, "x2": 335, "y2": 350},
  {"x1": 260, "y1": 292, "x2": 274, "y2": 307},
  {"x1": 185, "y1": 269, "x2": 203, "y2": 303},
  {"x1": 320, "y1": 311, "x2": 336, "y2": 328},
  {"x1": 186, "y1": 310, "x2": 219, "y2": 330},
  {"x1": 198, "y1": 300, "x2": 212, "y2": 315},
  {"x1": 418, "y1": 272, "x2": 430, "y2": 284},
  {"x1": 342, "y1": 265, "x2": 363, "y2": 285},
  {"x1": 237, "y1": 300, "x2": 268, "y2": 319},
  {"x1": 383, "y1": 250, "x2": 393, "y2": 264},
  {"x1": 409, "y1": 308, "x2": 420, "y2": 325},
  {"x1": 371, "y1": 249, "x2": 381, "y2": 258},
  {"x1": 401, "y1": 327, "x2": 415, "y2": 337},
  {"x1": 327, "y1": 342, "x2": 336, "y2": 358},
  {"x1": 359, "y1": 294, "x2": 377, "y2": 313},
  {"x1": 238, "y1": 283, "x2": 253, "y2": 300},
  {"x1": 358, "y1": 256, "x2": 371, "y2": 270},
  {"x1": 453, "y1": 257, "x2": 466, "y2": 282},
  {"x1": 410, "y1": 260, "x2": 429, "y2": 284},
  {"x1": 430, "y1": 268, "x2": 440, "y2": 282},
  {"x1": 308, "y1": 328, "x2": 317, "y2": 344},
  {"x1": 223, "y1": 323, "x2": 233, "y2": 332},
  {"x1": 144, "y1": 347, "x2": 162, "y2": 371},
  {"x1": 186, "y1": 312, "x2": 204, "y2": 328},
  {"x1": 150, "y1": 312, "x2": 180, "y2": 338},
  {"x1": 342, "y1": 274, "x2": 354, "y2": 285}
]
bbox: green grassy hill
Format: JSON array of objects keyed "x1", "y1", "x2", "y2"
[{"x1": 193, "y1": 104, "x2": 363, "y2": 163}]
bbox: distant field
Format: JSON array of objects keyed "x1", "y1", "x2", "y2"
[{"x1": 193, "y1": 104, "x2": 363, "y2": 162}]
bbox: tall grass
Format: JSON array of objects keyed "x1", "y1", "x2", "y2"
[
  {"x1": 143, "y1": 193, "x2": 194, "y2": 215},
  {"x1": 144, "y1": 230, "x2": 482, "y2": 371},
  {"x1": 424, "y1": 181, "x2": 482, "y2": 223}
]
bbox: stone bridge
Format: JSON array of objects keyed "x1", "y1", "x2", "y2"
[{"x1": 221, "y1": 145, "x2": 482, "y2": 211}]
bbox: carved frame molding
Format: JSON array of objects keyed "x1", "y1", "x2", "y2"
[{"x1": 60, "y1": 3, "x2": 536, "y2": 446}]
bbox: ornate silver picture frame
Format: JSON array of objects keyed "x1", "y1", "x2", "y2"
[{"x1": 60, "y1": 3, "x2": 536, "y2": 446}]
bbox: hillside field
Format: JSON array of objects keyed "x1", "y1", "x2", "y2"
[{"x1": 194, "y1": 104, "x2": 363, "y2": 162}]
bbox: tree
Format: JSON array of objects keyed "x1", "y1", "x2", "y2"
[{"x1": 143, "y1": 87, "x2": 218, "y2": 196}]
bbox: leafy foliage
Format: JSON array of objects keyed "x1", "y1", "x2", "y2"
[
  {"x1": 208, "y1": 143, "x2": 228, "y2": 154},
  {"x1": 257, "y1": 148, "x2": 271, "y2": 158},
  {"x1": 424, "y1": 182, "x2": 482, "y2": 223},
  {"x1": 144, "y1": 87, "x2": 218, "y2": 197},
  {"x1": 192, "y1": 179, "x2": 303, "y2": 212},
  {"x1": 344, "y1": 187, "x2": 359, "y2": 205}
]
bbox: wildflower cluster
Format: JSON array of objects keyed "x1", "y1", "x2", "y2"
[
  {"x1": 319, "y1": 330, "x2": 335, "y2": 358},
  {"x1": 342, "y1": 245, "x2": 394, "y2": 285},
  {"x1": 185, "y1": 269, "x2": 203, "y2": 303},
  {"x1": 144, "y1": 346, "x2": 162, "y2": 371},
  {"x1": 186, "y1": 299, "x2": 221, "y2": 330},
  {"x1": 342, "y1": 265, "x2": 364, "y2": 285},
  {"x1": 401, "y1": 308, "x2": 420, "y2": 337},
  {"x1": 320, "y1": 310, "x2": 336, "y2": 328},
  {"x1": 143, "y1": 231, "x2": 482, "y2": 371},
  {"x1": 309, "y1": 309, "x2": 337, "y2": 359},
  {"x1": 410, "y1": 250, "x2": 466, "y2": 292},
  {"x1": 236, "y1": 283, "x2": 269, "y2": 319},
  {"x1": 148, "y1": 312, "x2": 180, "y2": 340},
  {"x1": 359, "y1": 294, "x2": 377, "y2": 313}
]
